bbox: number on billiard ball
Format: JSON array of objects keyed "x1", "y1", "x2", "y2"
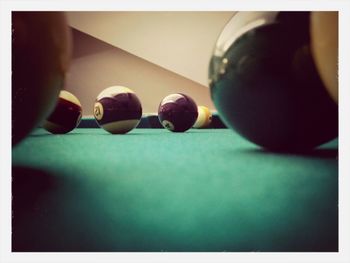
[
  {"x1": 158, "y1": 93, "x2": 198, "y2": 132},
  {"x1": 93, "y1": 86, "x2": 142, "y2": 134}
]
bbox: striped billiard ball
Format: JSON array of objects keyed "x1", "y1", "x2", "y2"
[
  {"x1": 42, "y1": 90, "x2": 82, "y2": 134},
  {"x1": 158, "y1": 93, "x2": 198, "y2": 132},
  {"x1": 93, "y1": 86, "x2": 142, "y2": 134},
  {"x1": 193, "y1": 106, "x2": 212, "y2": 128}
]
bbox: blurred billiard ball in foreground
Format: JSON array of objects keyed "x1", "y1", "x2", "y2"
[
  {"x1": 193, "y1": 106, "x2": 212, "y2": 128},
  {"x1": 209, "y1": 11, "x2": 338, "y2": 152},
  {"x1": 12, "y1": 12, "x2": 72, "y2": 145},
  {"x1": 93, "y1": 86, "x2": 142, "y2": 134},
  {"x1": 158, "y1": 93, "x2": 198, "y2": 132},
  {"x1": 42, "y1": 90, "x2": 82, "y2": 134},
  {"x1": 310, "y1": 11, "x2": 338, "y2": 103}
]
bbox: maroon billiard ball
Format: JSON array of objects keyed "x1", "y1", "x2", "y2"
[
  {"x1": 12, "y1": 12, "x2": 72, "y2": 145},
  {"x1": 42, "y1": 90, "x2": 82, "y2": 134},
  {"x1": 93, "y1": 86, "x2": 142, "y2": 134},
  {"x1": 158, "y1": 93, "x2": 198, "y2": 132}
]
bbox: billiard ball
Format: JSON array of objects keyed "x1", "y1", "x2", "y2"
[
  {"x1": 12, "y1": 12, "x2": 72, "y2": 145},
  {"x1": 93, "y1": 86, "x2": 142, "y2": 134},
  {"x1": 42, "y1": 90, "x2": 82, "y2": 134},
  {"x1": 193, "y1": 106, "x2": 212, "y2": 128},
  {"x1": 158, "y1": 93, "x2": 198, "y2": 132},
  {"x1": 310, "y1": 11, "x2": 338, "y2": 103},
  {"x1": 209, "y1": 11, "x2": 338, "y2": 152}
]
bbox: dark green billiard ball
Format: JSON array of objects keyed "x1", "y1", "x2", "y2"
[{"x1": 209, "y1": 11, "x2": 338, "y2": 152}]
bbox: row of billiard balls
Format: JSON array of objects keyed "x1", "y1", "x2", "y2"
[{"x1": 42, "y1": 86, "x2": 213, "y2": 134}]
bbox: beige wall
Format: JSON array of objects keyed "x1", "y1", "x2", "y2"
[
  {"x1": 65, "y1": 12, "x2": 235, "y2": 116},
  {"x1": 65, "y1": 29, "x2": 215, "y2": 115},
  {"x1": 67, "y1": 12, "x2": 235, "y2": 86}
]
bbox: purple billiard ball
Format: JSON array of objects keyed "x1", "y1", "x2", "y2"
[
  {"x1": 158, "y1": 93, "x2": 198, "y2": 132},
  {"x1": 93, "y1": 86, "x2": 142, "y2": 134}
]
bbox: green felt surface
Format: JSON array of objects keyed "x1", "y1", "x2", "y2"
[{"x1": 12, "y1": 128, "x2": 338, "y2": 252}]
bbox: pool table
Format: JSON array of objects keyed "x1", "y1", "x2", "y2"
[{"x1": 12, "y1": 116, "x2": 338, "y2": 252}]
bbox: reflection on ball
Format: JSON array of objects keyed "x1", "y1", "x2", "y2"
[
  {"x1": 93, "y1": 86, "x2": 142, "y2": 134},
  {"x1": 42, "y1": 90, "x2": 82, "y2": 134},
  {"x1": 310, "y1": 11, "x2": 338, "y2": 103},
  {"x1": 193, "y1": 106, "x2": 212, "y2": 128},
  {"x1": 12, "y1": 12, "x2": 72, "y2": 145}
]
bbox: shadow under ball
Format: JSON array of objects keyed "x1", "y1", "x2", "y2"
[
  {"x1": 209, "y1": 12, "x2": 338, "y2": 152},
  {"x1": 12, "y1": 12, "x2": 72, "y2": 145}
]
